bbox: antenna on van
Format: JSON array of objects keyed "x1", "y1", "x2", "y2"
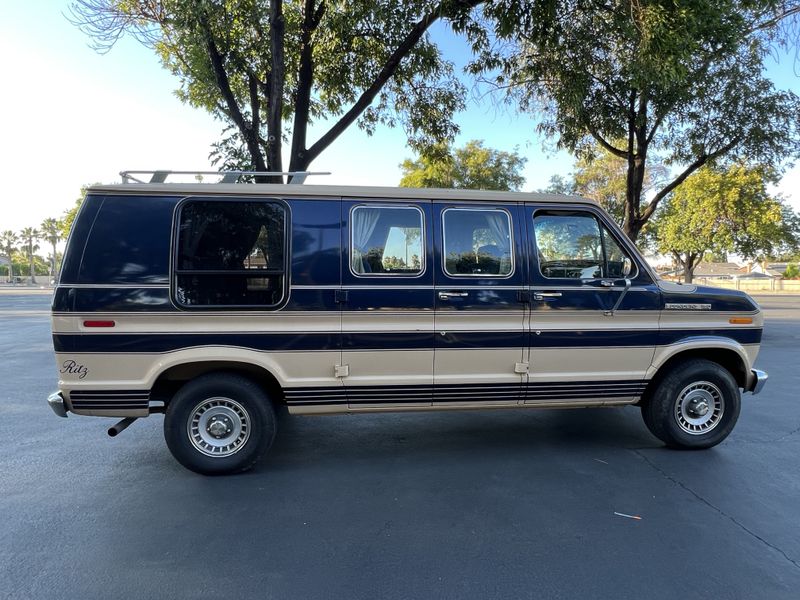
[{"x1": 119, "y1": 170, "x2": 330, "y2": 185}]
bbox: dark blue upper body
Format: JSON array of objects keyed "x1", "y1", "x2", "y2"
[{"x1": 54, "y1": 192, "x2": 759, "y2": 317}]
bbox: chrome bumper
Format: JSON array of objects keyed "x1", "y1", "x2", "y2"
[
  {"x1": 47, "y1": 391, "x2": 68, "y2": 417},
  {"x1": 747, "y1": 369, "x2": 768, "y2": 395}
]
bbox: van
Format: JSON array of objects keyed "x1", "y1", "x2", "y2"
[{"x1": 47, "y1": 170, "x2": 768, "y2": 474}]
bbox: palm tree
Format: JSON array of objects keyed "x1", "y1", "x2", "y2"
[
  {"x1": 20, "y1": 227, "x2": 40, "y2": 285},
  {"x1": 40, "y1": 218, "x2": 62, "y2": 280},
  {"x1": 1, "y1": 230, "x2": 17, "y2": 284}
]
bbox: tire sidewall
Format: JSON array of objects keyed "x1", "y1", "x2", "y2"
[
  {"x1": 164, "y1": 373, "x2": 276, "y2": 475},
  {"x1": 647, "y1": 359, "x2": 741, "y2": 449}
]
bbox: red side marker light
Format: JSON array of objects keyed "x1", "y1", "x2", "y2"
[{"x1": 83, "y1": 320, "x2": 116, "y2": 328}]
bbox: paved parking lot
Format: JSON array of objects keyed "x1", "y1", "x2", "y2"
[{"x1": 1, "y1": 292, "x2": 799, "y2": 599}]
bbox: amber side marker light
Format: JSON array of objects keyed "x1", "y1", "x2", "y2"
[
  {"x1": 729, "y1": 317, "x2": 753, "y2": 325},
  {"x1": 83, "y1": 320, "x2": 116, "y2": 327}
]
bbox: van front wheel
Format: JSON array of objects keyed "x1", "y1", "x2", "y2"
[
  {"x1": 641, "y1": 359, "x2": 741, "y2": 449},
  {"x1": 164, "y1": 373, "x2": 276, "y2": 475}
]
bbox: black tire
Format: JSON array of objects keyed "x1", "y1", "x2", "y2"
[
  {"x1": 164, "y1": 372, "x2": 276, "y2": 475},
  {"x1": 641, "y1": 358, "x2": 741, "y2": 449}
]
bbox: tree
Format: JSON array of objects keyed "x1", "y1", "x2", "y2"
[
  {"x1": 62, "y1": 184, "x2": 96, "y2": 238},
  {"x1": 1, "y1": 230, "x2": 18, "y2": 284},
  {"x1": 40, "y1": 218, "x2": 62, "y2": 279},
  {"x1": 399, "y1": 139, "x2": 527, "y2": 190},
  {"x1": 539, "y1": 174, "x2": 575, "y2": 195},
  {"x1": 70, "y1": 0, "x2": 490, "y2": 181},
  {"x1": 784, "y1": 263, "x2": 800, "y2": 279},
  {"x1": 20, "y1": 228, "x2": 40, "y2": 285},
  {"x1": 655, "y1": 165, "x2": 794, "y2": 283},
  {"x1": 571, "y1": 146, "x2": 667, "y2": 228},
  {"x1": 482, "y1": 0, "x2": 800, "y2": 240}
]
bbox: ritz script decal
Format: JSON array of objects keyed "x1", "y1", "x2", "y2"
[{"x1": 60, "y1": 360, "x2": 88, "y2": 379}]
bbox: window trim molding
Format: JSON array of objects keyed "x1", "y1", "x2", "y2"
[
  {"x1": 441, "y1": 206, "x2": 515, "y2": 279},
  {"x1": 170, "y1": 196, "x2": 291, "y2": 310},
  {"x1": 348, "y1": 203, "x2": 426, "y2": 279}
]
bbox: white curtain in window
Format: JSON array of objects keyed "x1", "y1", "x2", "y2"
[
  {"x1": 484, "y1": 212, "x2": 511, "y2": 254},
  {"x1": 351, "y1": 208, "x2": 381, "y2": 273}
]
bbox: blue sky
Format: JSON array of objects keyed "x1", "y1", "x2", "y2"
[{"x1": 0, "y1": 1, "x2": 798, "y2": 232}]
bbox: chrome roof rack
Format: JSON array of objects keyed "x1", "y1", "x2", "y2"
[{"x1": 119, "y1": 170, "x2": 330, "y2": 185}]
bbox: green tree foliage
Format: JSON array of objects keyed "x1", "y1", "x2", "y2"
[
  {"x1": 571, "y1": 145, "x2": 667, "y2": 227},
  {"x1": 40, "y1": 217, "x2": 63, "y2": 278},
  {"x1": 399, "y1": 140, "x2": 527, "y2": 190},
  {"x1": 19, "y1": 227, "x2": 40, "y2": 285},
  {"x1": 655, "y1": 165, "x2": 796, "y2": 283},
  {"x1": 784, "y1": 263, "x2": 800, "y2": 278},
  {"x1": 70, "y1": 0, "x2": 489, "y2": 178},
  {"x1": 539, "y1": 174, "x2": 576, "y2": 195},
  {"x1": 479, "y1": 0, "x2": 800, "y2": 240},
  {"x1": 1, "y1": 230, "x2": 18, "y2": 283}
]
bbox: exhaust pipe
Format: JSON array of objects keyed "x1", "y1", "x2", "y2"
[{"x1": 108, "y1": 417, "x2": 138, "y2": 437}]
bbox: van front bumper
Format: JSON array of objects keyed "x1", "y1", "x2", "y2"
[
  {"x1": 47, "y1": 391, "x2": 68, "y2": 417},
  {"x1": 747, "y1": 369, "x2": 768, "y2": 395}
]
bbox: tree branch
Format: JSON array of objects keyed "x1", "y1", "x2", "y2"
[
  {"x1": 641, "y1": 137, "x2": 741, "y2": 222},
  {"x1": 585, "y1": 125, "x2": 628, "y2": 158},
  {"x1": 197, "y1": 9, "x2": 267, "y2": 172},
  {"x1": 289, "y1": 0, "x2": 325, "y2": 174},
  {"x1": 303, "y1": 0, "x2": 482, "y2": 167},
  {"x1": 266, "y1": 0, "x2": 285, "y2": 177}
]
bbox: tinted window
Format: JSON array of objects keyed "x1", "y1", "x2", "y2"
[
  {"x1": 443, "y1": 208, "x2": 513, "y2": 277},
  {"x1": 78, "y1": 196, "x2": 175, "y2": 284},
  {"x1": 350, "y1": 205, "x2": 423, "y2": 276},
  {"x1": 175, "y1": 200, "x2": 286, "y2": 307},
  {"x1": 533, "y1": 212, "x2": 633, "y2": 279},
  {"x1": 59, "y1": 193, "x2": 103, "y2": 284}
]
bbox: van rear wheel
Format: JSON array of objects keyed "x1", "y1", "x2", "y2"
[
  {"x1": 164, "y1": 373, "x2": 276, "y2": 475},
  {"x1": 641, "y1": 359, "x2": 741, "y2": 449}
]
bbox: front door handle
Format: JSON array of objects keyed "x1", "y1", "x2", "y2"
[
  {"x1": 438, "y1": 291, "x2": 469, "y2": 300},
  {"x1": 533, "y1": 292, "x2": 562, "y2": 301}
]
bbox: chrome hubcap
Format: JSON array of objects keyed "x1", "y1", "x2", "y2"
[
  {"x1": 187, "y1": 397, "x2": 250, "y2": 457},
  {"x1": 675, "y1": 381, "x2": 724, "y2": 435}
]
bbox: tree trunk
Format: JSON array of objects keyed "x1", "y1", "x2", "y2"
[
  {"x1": 288, "y1": 0, "x2": 318, "y2": 177},
  {"x1": 51, "y1": 240, "x2": 57, "y2": 280},
  {"x1": 683, "y1": 253, "x2": 699, "y2": 284},
  {"x1": 29, "y1": 242, "x2": 36, "y2": 285},
  {"x1": 266, "y1": 0, "x2": 285, "y2": 180},
  {"x1": 622, "y1": 92, "x2": 640, "y2": 242}
]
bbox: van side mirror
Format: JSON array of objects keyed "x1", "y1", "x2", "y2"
[{"x1": 622, "y1": 257, "x2": 632, "y2": 277}]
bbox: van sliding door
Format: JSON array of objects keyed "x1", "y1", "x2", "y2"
[
  {"x1": 432, "y1": 202, "x2": 528, "y2": 406},
  {"x1": 340, "y1": 199, "x2": 435, "y2": 409}
]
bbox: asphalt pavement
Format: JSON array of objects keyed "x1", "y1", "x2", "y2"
[{"x1": 1, "y1": 293, "x2": 799, "y2": 599}]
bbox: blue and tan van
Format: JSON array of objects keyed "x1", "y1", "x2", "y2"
[{"x1": 47, "y1": 171, "x2": 767, "y2": 474}]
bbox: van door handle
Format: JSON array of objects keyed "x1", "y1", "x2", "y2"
[
  {"x1": 438, "y1": 291, "x2": 468, "y2": 300},
  {"x1": 533, "y1": 292, "x2": 562, "y2": 301}
]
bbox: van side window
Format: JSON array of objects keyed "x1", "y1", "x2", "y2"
[
  {"x1": 533, "y1": 211, "x2": 634, "y2": 279},
  {"x1": 174, "y1": 200, "x2": 286, "y2": 307},
  {"x1": 350, "y1": 205, "x2": 424, "y2": 276},
  {"x1": 443, "y1": 208, "x2": 513, "y2": 277},
  {"x1": 76, "y1": 195, "x2": 174, "y2": 284}
]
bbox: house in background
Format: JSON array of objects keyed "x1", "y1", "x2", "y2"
[
  {"x1": 750, "y1": 262, "x2": 791, "y2": 278},
  {"x1": 656, "y1": 261, "x2": 785, "y2": 283}
]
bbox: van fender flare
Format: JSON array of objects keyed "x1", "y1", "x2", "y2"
[
  {"x1": 143, "y1": 347, "x2": 291, "y2": 390},
  {"x1": 646, "y1": 335, "x2": 753, "y2": 385}
]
